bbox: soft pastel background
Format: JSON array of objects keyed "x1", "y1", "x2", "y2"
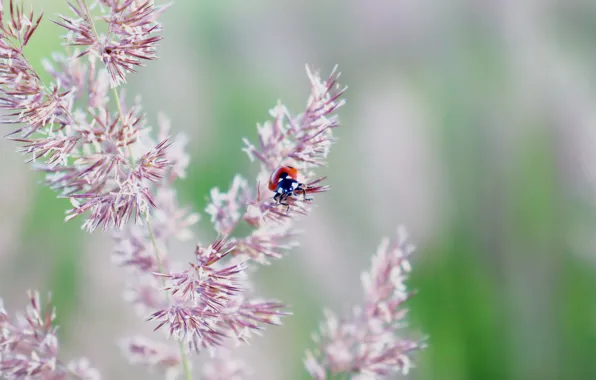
[{"x1": 1, "y1": 0, "x2": 595, "y2": 379}]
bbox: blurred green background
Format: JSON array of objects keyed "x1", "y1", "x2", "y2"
[{"x1": 1, "y1": 0, "x2": 596, "y2": 379}]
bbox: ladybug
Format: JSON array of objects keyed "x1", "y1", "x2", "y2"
[{"x1": 268, "y1": 165, "x2": 311, "y2": 209}]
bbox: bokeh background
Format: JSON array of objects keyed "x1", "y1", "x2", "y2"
[{"x1": 2, "y1": 0, "x2": 596, "y2": 379}]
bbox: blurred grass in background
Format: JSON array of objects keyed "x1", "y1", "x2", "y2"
[{"x1": 1, "y1": 1, "x2": 596, "y2": 379}]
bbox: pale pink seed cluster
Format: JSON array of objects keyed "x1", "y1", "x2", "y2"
[
  {"x1": 145, "y1": 237, "x2": 289, "y2": 352},
  {"x1": 242, "y1": 65, "x2": 345, "y2": 171},
  {"x1": 206, "y1": 66, "x2": 347, "y2": 265},
  {"x1": 55, "y1": 0, "x2": 167, "y2": 87},
  {"x1": 305, "y1": 227, "x2": 426, "y2": 379},
  {"x1": 116, "y1": 211, "x2": 289, "y2": 371},
  {"x1": 184, "y1": 66, "x2": 346, "y2": 374},
  {"x1": 0, "y1": 2, "x2": 71, "y2": 139},
  {"x1": 0, "y1": 292, "x2": 100, "y2": 379},
  {"x1": 0, "y1": 0, "x2": 173, "y2": 232}
]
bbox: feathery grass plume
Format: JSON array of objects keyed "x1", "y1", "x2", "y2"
[
  {"x1": 55, "y1": 0, "x2": 167, "y2": 87},
  {"x1": 206, "y1": 66, "x2": 346, "y2": 264},
  {"x1": 305, "y1": 227, "x2": 426, "y2": 379},
  {"x1": 0, "y1": 0, "x2": 173, "y2": 232},
  {"x1": 0, "y1": 1, "x2": 69, "y2": 139},
  {"x1": 194, "y1": 66, "x2": 345, "y2": 375},
  {"x1": 146, "y1": 236, "x2": 289, "y2": 353},
  {"x1": 0, "y1": 291, "x2": 100, "y2": 379},
  {"x1": 242, "y1": 65, "x2": 345, "y2": 170}
]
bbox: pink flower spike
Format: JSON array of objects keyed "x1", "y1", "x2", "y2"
[
  {"x1": 0, "y1": 291, "x2": 100, "y2": 379},
  {"x1": 305, "y1": 227, "x2": 426, "y2": 378}
]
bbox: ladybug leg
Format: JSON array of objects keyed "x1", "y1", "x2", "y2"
[
  {"x1": 280, "y1": 193, "x2": 291, "y2": 213},
  {"x1": 297, "y1": 184, "x2": 312, "y2": 202},
  {"x1": 274, "y1": 192, "x2": 291, "y2": 212}
]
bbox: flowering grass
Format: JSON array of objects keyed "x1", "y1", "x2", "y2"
[{"x1": 0, "y1": 0, "x2": 425, "y2": 378}]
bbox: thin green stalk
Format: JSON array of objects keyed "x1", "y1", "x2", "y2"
[
  {"x1": 147, "y1": 217, "x2": 193, "y2": 380},
  {"x1": 81, "y1": 0, "x2": 100, "y2": 38},
  {"x1": 83, "y1": 2, "x2": 131, "y2": 162},
  {"x1": 79, "y1": 2, "x2": 193, "y2": 378},
  {"x1": 80, "y1": 0, "x2": 134, "y2": 164},
  {"x1": 111, "y1": 88, "x2": 136, "y2": 164}
]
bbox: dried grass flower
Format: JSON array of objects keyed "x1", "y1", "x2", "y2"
[
  {"x1": 56, "y1": 0, "x2": 167, "y2": 87},
  {"x1": 0, "y1": 291, "x2": 100, "y2": 379},
  {"x1": 305, "y1": 227, "x2": 426, "y2": 379},
  {"x1": 0, "y1": 0, "x2": 172, "y2": 232}
]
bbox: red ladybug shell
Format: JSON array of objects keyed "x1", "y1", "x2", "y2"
[{"x1": 268, "y1": 166, "x2": 299, "y2": 191}]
